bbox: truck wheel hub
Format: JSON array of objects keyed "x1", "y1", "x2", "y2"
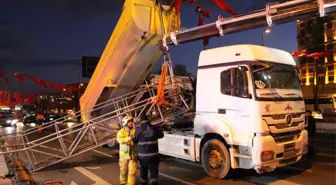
[{"x1": 208, "y1": 150, "x2": 223, "y2": 169}]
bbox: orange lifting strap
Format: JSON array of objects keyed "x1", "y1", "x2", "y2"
[{"x1": 152, "y1": 61, "x2": 169, "y2": 106}]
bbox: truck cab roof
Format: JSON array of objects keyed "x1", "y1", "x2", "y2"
[{"x1": 198, "y1": 44, "x2": 296, "y2": 68}]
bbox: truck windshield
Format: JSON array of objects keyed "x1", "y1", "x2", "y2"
[{"x1": 251, "y1": 62, "x2": 301, "y2": 90}]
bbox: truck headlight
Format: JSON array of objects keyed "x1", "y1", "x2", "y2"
[{"x1": 261, "y1": 151, "x2": 274, "y2": 162}]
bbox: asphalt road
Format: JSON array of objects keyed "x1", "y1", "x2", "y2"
[{"x1": 1, "y1": 126, "x2": 335, "y2": 185}]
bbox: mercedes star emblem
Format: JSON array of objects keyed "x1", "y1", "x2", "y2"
[{"x1": 285, "y1": 114, "x2": 292, "y2": 126}]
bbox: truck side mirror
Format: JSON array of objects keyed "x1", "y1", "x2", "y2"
[{"x1": 241, "y1": 68, "x2": 250, "y2": 98}]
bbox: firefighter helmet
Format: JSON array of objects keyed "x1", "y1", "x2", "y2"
[{"x1": 122, "y1": 116, "x2": 133, "y2": 127}]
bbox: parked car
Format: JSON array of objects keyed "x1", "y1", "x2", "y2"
[
  {"x1": 44, "y1": 113, "x2": 62, "y2": 122},
  {"x1": 0, "y1": 107, "x2": 15, "y2": 127},
  {"x1": 23, "y1": 113, "x2": 37, "y2": 125}
]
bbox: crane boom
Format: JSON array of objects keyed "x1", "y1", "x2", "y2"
[{"x1": 165, "y1": 0, "x2": 335, "y2": 46}]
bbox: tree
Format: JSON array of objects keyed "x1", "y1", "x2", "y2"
[{"x1": 174, "y1": 64, "x2": 190, "y2": 76}]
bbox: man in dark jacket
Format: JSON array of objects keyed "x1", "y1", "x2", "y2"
[
  {"x1": 305, "y1": 110, "x2": 316, "y2": 138},
  {"x1": 305, "y1": 110, "x2": 316, "y2": 157},
  {"x1": 133, "y1": 114, "x2": 164, "y2": 185}
]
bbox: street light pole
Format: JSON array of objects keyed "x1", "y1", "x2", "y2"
[
  {"x1": 313, "y1": 58, "x2": 319, "y2": 111},
  {"x1": 262, "y1": 28, "x2": 271, "y2": 46}
]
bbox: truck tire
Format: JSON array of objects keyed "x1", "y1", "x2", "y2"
[{"x1": 201, "y1": 139, "x2": 231, "y2": 179}]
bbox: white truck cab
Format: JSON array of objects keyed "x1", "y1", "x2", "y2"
[{"x1": 159, "y1": 44, "x2": 308, "y2": 179}]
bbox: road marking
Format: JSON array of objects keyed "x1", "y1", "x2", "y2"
[
  {"x1": 85, "y1": 166, "x2": 102, "y2": 170},
  {"x1": 269, "y1": 180, "x2": 301, "y2": 185},
  {"x1": 70, "y1": 181, "x2": 78, "y2": 185},
  {"x1": 159, "y1": 172, "x2": 197, "y2": 185},
  {"x1": 74, "y1": 166, "x2": 112, "y2": 185}
]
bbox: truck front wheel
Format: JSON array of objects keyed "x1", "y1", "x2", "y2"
[{"x1": 201, "y1": 139, "x2": 231, "y2": 179}]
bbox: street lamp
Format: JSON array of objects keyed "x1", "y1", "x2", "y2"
[{"x1": 262, "y1": 28, "x2": 271, "y2": 46}]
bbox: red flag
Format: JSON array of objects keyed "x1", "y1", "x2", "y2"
[
  {"x1": 196, "y1": 6, "x2": 210, "y2": 18},
  {"x1": 14, "y1": 92, "x2": 22, "y2": 104},
  {"x1": 198, "y1": 15, "x2": 204, "y2": 26},
  {"x1": 47, "y1": 82, "x2": 57, "y2": 88},
  {"x1": 37, "y1": 94, "x2": 42, "y2": 104},
  {"x1": 213, "y1": 0, "x2": 238, "y2": 15},
  {"x1": 203, "y1": 37, "x2": 209, "y2": 48},
  {"x1": 291, "y1": 51, "x2": 301, "y2": 57},
  {"x1": 30, "y1": 77, "x2": 48, "y2": 88},
  {"x1": 309, "y1": 52, "x2": 330, "y2": 59},
  {"x1": 22, "y1": 93, "x2": 27, "y2": 104},
  {"x1": 197, "y1": 15, "x2": 209, "y2": 48},
  {"x1": 174, "y1": 0, "x2": 182, "y2": 15},
  {"x1": 55, "y1": 84, "x2": 66, "y2": 92},
  {"x1": 47, "y1": 82, "x2": 62, "y2": 92},
  {"x1": 70, "y1": 85, "x2": 80, "y2": 92},
  {"x1": 14, "y1": 73, "x2": 24, "y2": 83},
  {"x1": 2, "y1": 91, "x2": 7, "y2": 106},
  {"x1": 0, "y1": 90, "x2": 3, "y2": 105},
  {"x1": 28, "y1": 94, "x2": 35, "y2": 104},
  {"x1": 292, "y1": 51, "x2": 308, "y2": 57},
  {"x1": 6, "y1": 92, "x2": 11, "y2": 106},
  {"x1": 0, "y1": 71, "x2": 9, "y2": 84}
]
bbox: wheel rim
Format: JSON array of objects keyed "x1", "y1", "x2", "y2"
[{"x1": 208, "y1": 149, "x2": 223, "y2": 169}]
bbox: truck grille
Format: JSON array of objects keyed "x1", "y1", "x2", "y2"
[
  {"x1": 263, "y1": 112, "x2": 303, "y2": 120},
  {"x1": 272, "y1": 130, "x2": 301, "y2": 143}
]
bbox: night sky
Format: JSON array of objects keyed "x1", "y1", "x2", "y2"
[{"x1": 0, "y1": 0, "x2": 297, "y2": 93}]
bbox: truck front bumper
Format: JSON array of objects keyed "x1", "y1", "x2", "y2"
[{"x1": 252, "y1": 129, "x2": 308, "y2": 174}]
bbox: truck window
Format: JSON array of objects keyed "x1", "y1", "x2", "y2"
[
  {"x1": 220, "y1": 69, "x2": 231, "y2": 95},
  {"x1": 220, "y1": 67, "x2": 249, "y2": 98}
]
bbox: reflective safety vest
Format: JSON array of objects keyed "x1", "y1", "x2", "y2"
[
  {"x1": 133, "y1": 121, "x2": 164, "y2": 158},
  {"x1": 117, "y1": 126, "x2": 138, "y2": 160},
  {"x1": 36, "y1": 114, "x2": 44, "y2": 120}
]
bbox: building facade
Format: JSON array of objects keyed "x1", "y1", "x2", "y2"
[{"x1": 297, "y1": 12, "x2": 336, "y2": 97}]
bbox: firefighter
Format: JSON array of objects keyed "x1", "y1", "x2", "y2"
[
  {"x1": 36, "y1": 112, "x2": 45, "y2": 125},
  {"x1": 133, "y1": 114, "x2": 164, "y2": 185},
  {"x1": 117, "y1": 116, "x2": 138, "y2": 185}
]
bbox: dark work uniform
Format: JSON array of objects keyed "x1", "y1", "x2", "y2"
[
  {"x1": 306, "y1": 115, "x2": 316, "y2": 138},
  {"x1": 133, "y1": 120, "x2": 164, "y2": 185},
  {"x1": 306, "y1": 115, "x2": 316, "y2": 157}
]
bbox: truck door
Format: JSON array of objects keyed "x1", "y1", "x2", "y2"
[{"x1": 219, "y1": 65, "x2": 255, "y2": 146}]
